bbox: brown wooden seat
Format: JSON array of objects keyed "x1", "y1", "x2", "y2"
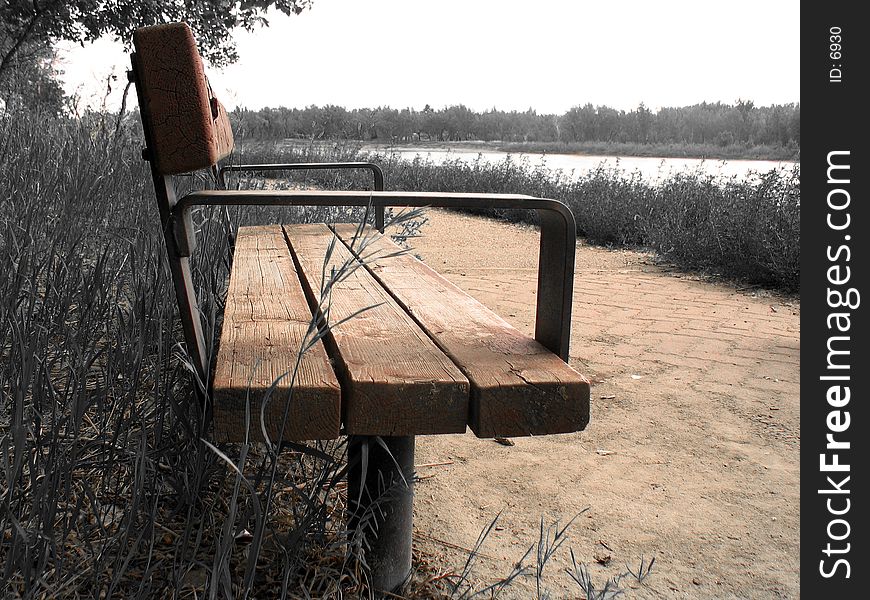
[
  {"x1": 212, "y1": 224, "x2": 589, "y2": 441},
  {"x1": 329, "y1": 224, "x2": 589, "y2": 439},
  {"x1": 130, "y1": 21, "x2": 589, "y2": 593},
  {"x1": 209, "y1": 225, "x2": 343, "y2": 442}
]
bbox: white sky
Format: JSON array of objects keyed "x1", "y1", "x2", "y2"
[{"x1": 57, "y1": 0, "x2": 800, "y2": 114}]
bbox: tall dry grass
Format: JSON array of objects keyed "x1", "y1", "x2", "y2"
[{"x1": 0, "y1": 111, "x2": 435, "y2": 598}]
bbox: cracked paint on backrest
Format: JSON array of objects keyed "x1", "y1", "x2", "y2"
[{"x1": 132, "y1": 23, "x2": 234, "y2": 175}]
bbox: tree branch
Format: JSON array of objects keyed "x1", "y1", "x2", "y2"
[
  {"x1": 0, "y1": 0, "x2": 65, "y2": 84},
  {"x1": 113, "y1": 78, "x2": 133, "y2": 138},
  {"x1": 0, "y1": 8, "x2": 44, "y2": 83}
]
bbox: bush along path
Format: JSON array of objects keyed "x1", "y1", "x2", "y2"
[{"x1": 234, "y1": 140, "x2": 800, "y2": 292}]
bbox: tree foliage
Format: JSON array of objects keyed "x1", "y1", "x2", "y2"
[
  {"x1": 0, "y1": 39, "x2": 66, "y2": 114},
  {"x1": 0, "y1": 0, "x2": 312, "y2": 85},
  {"x1": 232, "y1": 101, "x2": 800, "y2": 150}
]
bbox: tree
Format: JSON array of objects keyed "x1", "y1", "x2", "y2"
[
  {"x1": 0, "y1": 39, "x2": 66, "y2": 113},
  {"x1": 0, "y1": 0, "x2": 313, "y2": 85},
  {"x1": 633, "y1": 103, "x2": 652, "y2": 143},
  {"x1": 443, "y1": 104, "x2": 474, "y2": 141}
]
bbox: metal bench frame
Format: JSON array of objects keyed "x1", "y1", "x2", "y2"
[{"x1": 131, "y1": 45, "x2": 578, "y2": 593}]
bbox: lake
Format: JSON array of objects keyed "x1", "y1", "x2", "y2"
[{"x1": 361, "y1": 145, "x2": 797, "y2": 183}]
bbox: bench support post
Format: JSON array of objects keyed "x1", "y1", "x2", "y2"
[
  {"x1": 347, "y1": 435, "x2": 415, "y2": 594},
  {"x1": 535, "y1": 209, "x2": 576, "y2": 361}
]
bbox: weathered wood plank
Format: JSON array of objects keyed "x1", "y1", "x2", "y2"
[
  {"x1": 212, "y1": 225, "x2": 341, "y2": 441},
  {"x1": 332, "y1": 224, "x2": 590, "y2": 438},
  {"x1": 283, "y1": 224, "x2": 469, "y2": 436}
]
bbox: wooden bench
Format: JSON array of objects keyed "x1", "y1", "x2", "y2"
[{"x1": 130, "y1": 22, "x2": 589, "y2": 593}]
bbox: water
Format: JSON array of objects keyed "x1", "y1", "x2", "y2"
[{"x1": 362, "y1": 145, "x2": 797, "y2": 183}]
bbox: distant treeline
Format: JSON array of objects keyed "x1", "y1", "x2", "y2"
[{"x1": 232, "y1": 100, "x2": 800, "y2": 148}]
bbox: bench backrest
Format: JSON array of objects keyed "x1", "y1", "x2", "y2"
[
  {"x1": 131, "y1": 23, "x2": 234, "y2": 175},
  {"x1": 129, "y1": 22, "x2": 227, "y2": 381}
]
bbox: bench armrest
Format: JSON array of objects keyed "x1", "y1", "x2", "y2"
[
  {"x1": 219, "y1": 162, "x2": 387, "y2": 229},
  {"x1": 173, "y1": 189, "x2": 576, "y2": 361}
]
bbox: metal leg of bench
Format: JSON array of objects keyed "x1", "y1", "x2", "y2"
[{"x1": 347, "y1": 435, "x2": 415, "y2": 594}]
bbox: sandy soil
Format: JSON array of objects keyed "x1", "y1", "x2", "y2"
[{"x1": 392, "y1": 209, "x2": 800, "y2": 598}]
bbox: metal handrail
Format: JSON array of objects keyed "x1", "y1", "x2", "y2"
[{"x1": 218, "y1": 162, "x2": 386, "y2": 229}]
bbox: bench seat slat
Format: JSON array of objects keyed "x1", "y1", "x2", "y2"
[
  {"x1": 284, "y1": 224, "x2": 470, "y2": 436},
  {"x1": 332, "y1": 224, "x2": 590, "y2": 438},
  {"x1": 212, "y1": 226, "x2": 341, "y2": 441}
]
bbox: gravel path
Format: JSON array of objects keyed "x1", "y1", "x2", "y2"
[{"x1": 395, "y1": 208, "x2": 800, "y2": 599}]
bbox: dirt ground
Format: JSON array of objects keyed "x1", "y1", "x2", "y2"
[{"x1": 393, "y1": 209, "x2": 800, "y2": 598}]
